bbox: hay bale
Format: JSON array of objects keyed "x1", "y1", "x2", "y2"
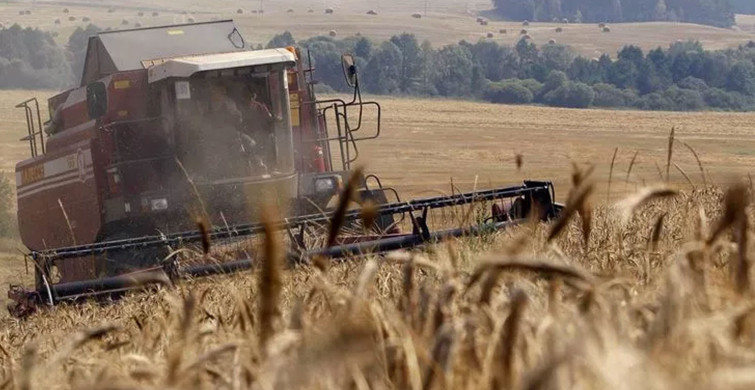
[
  {"x1": 152, "y1": 12, "x2": 159, "y2": 17},
  {"x1": 252, "y1": 10, "x2": 258, "y2": 14},
  {"x1": 25, "y1": 10, "x2": 31, "y2": 15},
  {"x1": 412, "y1": 13, "x2": 422, "y2": 19},
  {"x1": 259, "y1": 10, "x2": 264, "y2": 14},
  {"x1": 121, "y1": 19, "x2": 128, "y2": 25},
  {"x1": 476, "y1": 17, "x2": 484, "y2": 23},
  {"x1": 522, "y1": 20, "x2": 529, "y2": 26},
  {"x1": 108, "y1": 8, "x2": 116, "y2": 13},
  {"x1": 287, "y1": 9, "x2": 294, "y2": 13},
  {"x1": 329, "y1": 30, "x2": 337, "y2": 37},
  {"x1": 598, "y1": 22, "x2": 606, "y2": 28},
  {"x1": 481, "y1": 20, "x2": 488, "y2": 25},
  {"x1": 82, "y1": 16, "x2": 90, "y2": 22},
  {"x1": 555, "y1": 27, "x2": 563, "y2": 32},
  {"x1": 602, "y1": 26, "x2": 611, "y2": 32},
  {"x1": 182, "y1": 11, "x2": 188, "y2": 15},
  {"x1": 499, "y1": 28, "x2": 507, "y2": 34},
  {"x1": 520, "y1": 29, "x2": 527, "y2": 35},
  {"x1": 486, "y1": 32, "x2": 494, "y2": 38},
  {"x1": 548, "y1": 39, "x2": 556, "y2": 44},
  {"x1": 367, "y1": 10, "x2": 377, "y2": 15},
  {"x1": 63, "y1": 8, "x2": 69, "y2": 13},
  {"x1": 236, "y1": 8, "x2": 243, "y2": 14},
  {"x1": 105, "y1": 27, "x2": 112, "y2": 31},
  {"x1": 68, "y1": 16, "x2": 76, "y2": 21},
  {"x1": 187, "y1": 17, "x2": 195, "y2": 23},
  {"x1": 138, "y1": 11, "x2": 144, "y2": 16},
  {"x1": 308, "y1": 9, "x2": 314, "y2": 13},
  {"x1": 54, "y1": 18, "x2": 61, "y2": 24},
  {"x1": 325, "y1": 8, "x2": 334, "y2": 14},
  {"x1": 134, "y1": 22, "x2": 142, "y2": 27},
  {"x1": 356, "y1": 32, "x2": 362, "y2": 36},
  {"x1": 17, "y1": 10, "x2": 23, "y2": 15}
]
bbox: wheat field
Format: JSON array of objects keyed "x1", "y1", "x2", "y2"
[{"x1": 2, "y1": 88, "x2": 755, "y2": 388}]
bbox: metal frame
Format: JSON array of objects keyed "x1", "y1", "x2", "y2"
[{"x1": 15, "y1": 98, "x2": 45, "y2": 157}]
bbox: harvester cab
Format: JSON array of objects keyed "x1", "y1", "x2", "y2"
[{"x1": 8, "y1": 20, "x2": 562, "y2": 318}]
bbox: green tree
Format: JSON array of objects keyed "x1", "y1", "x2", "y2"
[
  {"x1": 362, "y1": 41, "x2": 403, "y2": 94},
  {"x1": 484, "y1": 80, "x2": 534, "y2": 104},
  {"x1": 266, "y1": 31, "x2": 296, "y2": 49},
  {"x1": 389, "y1": 34, "x2": 423, "y2": 93},
  {"x1": 433, "y1": 45, "x2": 475, "y2": 96}
]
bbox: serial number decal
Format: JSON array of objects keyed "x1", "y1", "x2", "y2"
[{"x1": 22, "y1": 165, "x2": 44, "y2": 185}]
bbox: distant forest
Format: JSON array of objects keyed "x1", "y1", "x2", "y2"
[
  {"x1": 492, "y1": 0, "x2": 736, "y2": 27},
  {"x1": 731, "y1": 0, "x2": 755, "y2": 14},
  {"x1": 4, "y1": 24, "x2": 755, "y2": 112}
]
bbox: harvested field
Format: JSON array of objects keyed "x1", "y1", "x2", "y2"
[{"x1": 0, "y1": 1, "x2": 753, "y2": 57}]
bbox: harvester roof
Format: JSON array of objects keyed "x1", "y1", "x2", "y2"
[
  {"x1": 80, "y1": 20, "x2": 248, "y2": 86},
  {"x1": 147, "y1": 49, "x2": 296, "y2": 83}
]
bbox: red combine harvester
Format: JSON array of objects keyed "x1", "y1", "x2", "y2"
[{"x1": 9, "y1": 21, "x2": 561, "y2": 317}]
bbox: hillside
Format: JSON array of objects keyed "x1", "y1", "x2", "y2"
[{"x1": 0, "y1": 0, "x2": 753, "y2": 58}]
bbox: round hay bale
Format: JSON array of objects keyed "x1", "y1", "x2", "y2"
[
  {"x1": 602, "y1": 26, "x2": 611, "y2": 32},
  {"x1": 486, "y1": 32, "x2": 494, "y2": 38},
  {"x1": 152, "y1": 12, "x2": 159, "y2": 17},
  {"x1": 138, "y1": 11, "x2": 144, "y2": 16},
  {"x1": 598, "y1": 22, "x2": 605, "y2": 28},
  {"x1": 134, "y1": 22, "x2": 142, "y2": 28},
  {"x1": 259, "y1": 10, "x2": 264, "y2": 14},
  {"x1": 329, "y1": 30, "x2": 337, "y2": 37},
  {"x1": 356, "y1": 32, "x2": 362, "y2": 36},
  {"x1": 82, "y1": 16, "x2": 90, "y2": 22},
  {"x1": 499, "y1": 28, "x2": 507, "y2": 34},
  {"x1": 562, "y1": 18, "x2": 569, "y2": 24},
  {"x1": 481, "y1": 20, "x2": 488, "y2": 25},
  {"x1": 476, "y1": 17, "x2": 484, "y2": 23},
  {"x1": 63, "y1": 8, "x2": 69, "y2": 13},
  {"x1": 105, "y1": 27, "x2": 112, "y2": 31},
  {"x1": 68, "y1": 16, "x2": 76, "y2": 21},
  {"x1": 187, "y1": 17, "x2": 195, "y2": 22},
  {"x1": 18, "y1": 10, "x2": 23, "y2": 15},
  {"x1": 54, "y1": 18, "x2": 61, "y2": 24},
  {"x1": 236, "y1": 8, "x2": 243, "y2": 14},
  {"x1": 548, "y1": 39, "x2": 556, "y2": 44},
  {"x1": 108, "y1": 8, "x2": 116, "y2": 13},
  {"x1": 522, "y1": 20, "x2": 529, "y2": 26},
  {"x1": 520, "y1": 29, "x2": 527, "y2": 35},
  {"x1": 121, "y1": 19, "x2": 128, "y2": 25},
  {"x1": 252, "y1": 10, "x2": 258, "y2": 14},
  {"x1": 182, "y1": 11, "x2": 188, "y2": 15},
  {"x1": 555, "y1": 27, "x2": 563, "y2": 32},
  {"x1": 367, "y1": 10, "x2": 378, "y2": 15},
  {"x1": 325, "y1": 8, "x2": 334, "y2": 14},
  {"x1": 25, "y1": 10, "x2": 31, "y2": 15},
  {"x1": 412, "y1": 13, "x2": 422, "y2": 19},
  {"x1": 287, "y1": 9, "x2": 294, "y2": 13}
]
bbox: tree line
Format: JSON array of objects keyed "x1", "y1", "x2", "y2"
[
  {"x1": 0, "y1": 23, "x2": 100, "y2": 89},
  {"x1": 492, "y1": 0, "x2": 735, "y2": 27},
  {"x1": 286, "y1": 31, "x2": 755, "y2": 111},
  {"x1": 4, "y1": 23, "x2": 755, "y2": 112}
]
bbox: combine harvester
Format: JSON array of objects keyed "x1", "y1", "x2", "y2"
[{"x1": 9, "y1": 21, "x2": 561, "y2": 317}]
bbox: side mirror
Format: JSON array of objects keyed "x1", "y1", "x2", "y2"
[
  {"x1": 341, "y1": 53, "x2": 357, "y2": 88},
  {"x1": 86, "y1": 82, "x2": 107, "y2": 119}
]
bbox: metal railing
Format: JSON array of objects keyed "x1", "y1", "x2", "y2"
[{"x1": 16, "y1": 98, "x2": 45, "y2": 157}]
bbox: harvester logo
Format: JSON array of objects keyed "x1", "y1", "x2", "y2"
[{"x1": 76, "y1": 148, "x2": 86, "y2": 182}]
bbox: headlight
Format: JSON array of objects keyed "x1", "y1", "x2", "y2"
[
  {"x1": 314, "y1": 177, "x2": 338, "y2": 193},
  {"x1": 150, "y1": 198, "x2": 169, "y2": 211}
]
